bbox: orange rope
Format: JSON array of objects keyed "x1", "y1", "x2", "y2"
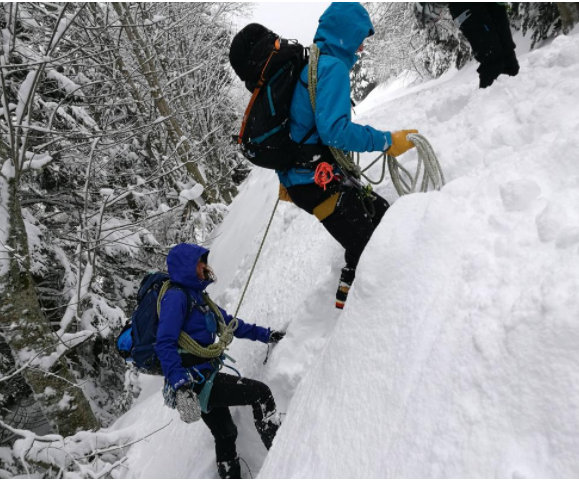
[{"x1": 314, "y1": 162, "x2": 335, "y2": 190}]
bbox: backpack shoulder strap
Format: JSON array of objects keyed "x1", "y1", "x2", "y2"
[
  {"x1": 157, "y1": 281, "x2": 200, "y2": 318},
  {"x1": 172, "y1": 284, "x2": 197, "y2": 317},
  {"x1": 157, "y1": 280, "x2": 172, "y2": 317},
  {"x1": 299, "y1": 125, "x2": 317, "y2": 145},
  {"x1": 307, "y1": 43, "x2": 320, "y2": 113}
]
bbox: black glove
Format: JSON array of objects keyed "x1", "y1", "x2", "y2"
[
  {"x1": 175, "y1": 386, "x2": 201, "y2": 424},
  {"x1": 268, "y1": 330, "x2": 286, "y2": 344}
]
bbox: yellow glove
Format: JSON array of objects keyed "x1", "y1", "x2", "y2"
[{"x1": 387, "y1": 129, "x2": 419, "y2": 157}]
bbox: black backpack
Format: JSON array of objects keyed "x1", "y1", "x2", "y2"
[{"x1": 229, "y1": 24, "x2": 313, "y2": 171}]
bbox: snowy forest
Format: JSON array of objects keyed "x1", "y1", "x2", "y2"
[{"x1": 1, "y1": 2, "x2": 579, "y2": 478}]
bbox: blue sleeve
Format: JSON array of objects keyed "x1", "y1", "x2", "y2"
[
  {"x1": 218, "y1": 306, "x2": 271, "y2": 344},
  {"x1": 315, "y1": 58, "x2": 391, "y2": 153},
  {"x1": 155, "y1": 290, "x2": 190, "y2": 390}
]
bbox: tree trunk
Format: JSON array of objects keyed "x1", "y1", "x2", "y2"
[
  {"x1": 557, "y1": 3, "x2": 579, "y2": 33},
  {"x1": 112, "y1": 2, "x2": 217, "y2": 203},
  {"x1": 0, "y1": 177, "x2": 99, "y2": 437}
]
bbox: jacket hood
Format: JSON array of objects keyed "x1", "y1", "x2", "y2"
[
  {"x1": 167, "y1": 243, "x2": 212, "y2": 291},
  {"x1": 314, "y1": 2, "x2": 374, "y2": 71}
]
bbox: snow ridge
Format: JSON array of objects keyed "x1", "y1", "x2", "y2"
[{"x1": 112, "y1": 31, "x2": 579, "y2": 479}]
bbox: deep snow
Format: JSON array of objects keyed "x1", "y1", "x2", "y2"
[{"x1": 110, "y1": 29, "x2": 579, "y2": 478}]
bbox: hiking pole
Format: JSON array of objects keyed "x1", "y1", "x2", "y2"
[{"x1": 234, "y1": 198, "x2": 280, "y2": 318}]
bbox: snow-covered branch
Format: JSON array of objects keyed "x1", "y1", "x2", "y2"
[{"x1": 0, "y1": 418, "x2": 172, "y2": 478}]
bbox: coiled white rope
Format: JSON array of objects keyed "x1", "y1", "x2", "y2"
[{"x1": 386, "y1": 133, "x2": 445, "y2": 196}]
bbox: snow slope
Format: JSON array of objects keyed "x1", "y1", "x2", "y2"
[{"x1": 112, "y1": 30, "x2": 579, "y2": 478}]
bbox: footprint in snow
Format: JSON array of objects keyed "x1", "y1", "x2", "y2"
[
  {"x1": 499, "y1": 179, "x2": 541, "y2": 212},
  {"x1": 535, "y1": 202, "x2": 567, "y2": 243},
  {"x1": 555, "y1": 226, "x2": 579, "y2": 249}
]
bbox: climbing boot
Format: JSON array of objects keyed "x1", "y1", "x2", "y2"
[
  {"x1": 502, "y1": 52, "x2": 520, "y2": 77},
  {"x1": 478, "y1": 59, "x2": 503, "y2": 89},
  {"x1": 256, "y1": 412, "x2": 282, "y2": 450},
  {"x1": 336, "y1": 267, "x2": 356, "y2": 309},
  {"x1": 217, "y1": 457, "x2": 241, "y2": 479}
]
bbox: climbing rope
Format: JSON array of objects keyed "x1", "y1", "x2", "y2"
[
  {"x1": 386, "y1": 133, "x2": 445, "y2": 196},
  {"x1": 314, "y1": 162, "x2": 335, "y2": 190},
  {"x1": 308, "y1": 44, "x2": 362, "y2": 181},
  {"x1": 308, "y1": 43, "x2": 445, "y2": 197},
  {"x1": 234, "y1": 197, "x2": 280, "y2": 318},
  {"x1": 158, "y1": 282, "x2": 238, "y2": 359},
  {"x1": 350, "y1": 133, "x2": 445, "y2": 196}
]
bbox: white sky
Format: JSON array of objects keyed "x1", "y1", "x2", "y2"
[{"x1": 244, "y1": 2, "x2": 331, "y2": 45}]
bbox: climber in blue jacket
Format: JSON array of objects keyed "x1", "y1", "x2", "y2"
[
  {"x1": 278, "y1": 2, "x2": 419, "y2": 309},
  {"x1": 156, "y1": 243, "x2": 285, "y2": 479}
]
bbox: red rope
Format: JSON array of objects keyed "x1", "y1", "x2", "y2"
[{"x1": 314, "y1": 162, "x2": 335, "y2": 191}]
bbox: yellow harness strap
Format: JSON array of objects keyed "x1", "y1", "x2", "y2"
[{"x1": 313, "y1": 192, "x2": 340, "y2": 221}]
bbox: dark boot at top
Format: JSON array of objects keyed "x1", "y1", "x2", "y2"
[
  {"x1": 256, "y1": 411, "x2": 282, "y2": 450},
  {"x1": 502, "y1": 52, "x2": 520, "y2": 77},
  {"x1": 478, "y1": 57, "x2": 504, "y2": 89}
]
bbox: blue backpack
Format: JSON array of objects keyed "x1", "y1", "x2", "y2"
[{"x1": 116, "y1": 272, "x2": 194, "y2": 374}]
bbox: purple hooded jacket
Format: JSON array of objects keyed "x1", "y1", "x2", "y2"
[{"x1": 155, "y1": 243, "x2": 270, "y2": 389}]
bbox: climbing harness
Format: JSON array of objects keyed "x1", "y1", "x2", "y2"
[
  {"x1": 198, "y1": 368, "x2": 218, "y2": 413},
  {"x1": 162, "y1": 351, "x2": 239, "y2": 414},
  {"x1": 163, "y1": 368, "x2": 204, "y2": 410},
  {"x1": 196, "y1": 354, "x2": 240, "y2": 412}
]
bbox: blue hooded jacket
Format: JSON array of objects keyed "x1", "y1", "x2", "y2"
[
  {"x1": 278, "y1": 2, "x2": 392, "y2": 188},
  {"x1": 155, "y1": 243, "x2": 271, "y2": 390}
]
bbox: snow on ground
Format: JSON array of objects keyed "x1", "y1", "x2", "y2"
[{"x1": 111, "y1": 30, "x2": 579, "y2": 478}]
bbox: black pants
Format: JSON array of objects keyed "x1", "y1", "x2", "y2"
[
  {"x1": 323, "y1": 187, "x2": 389, "y2": 269},
  {"x1": 289, "y1": 183, "x2": 389, "y2": 270},
  {"x1": 193, "y1": 373, "x2": 277, "y2": 463},
  {"x1": 449, "y1": 3, "x2": 518, "y2": 87}
]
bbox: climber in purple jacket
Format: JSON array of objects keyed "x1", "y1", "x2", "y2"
[{"x1": 156, "y1": 243, "x2": 285, "y2": 479}]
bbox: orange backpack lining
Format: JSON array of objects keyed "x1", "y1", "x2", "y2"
[{"x1": 237, "y1": 39, "x2": 281, "y2": 144}]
